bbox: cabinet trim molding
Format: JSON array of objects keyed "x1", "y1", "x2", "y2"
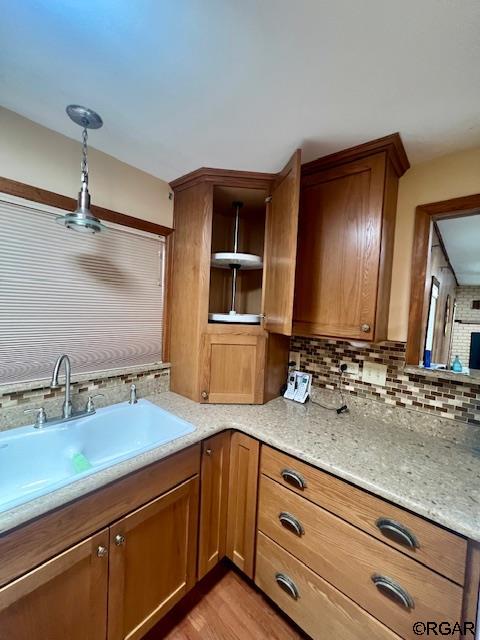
[{"x1": 301, "y1": 132, "x2": 409, "y2": 178}]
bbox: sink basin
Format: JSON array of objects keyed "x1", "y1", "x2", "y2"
[{"x1": 0, "y1": 399, "x2": 196, "y2": 514}]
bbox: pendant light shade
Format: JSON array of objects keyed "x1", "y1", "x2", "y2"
[{"x1": 55, "y1": 105, "x2": 105, "y2": 234}]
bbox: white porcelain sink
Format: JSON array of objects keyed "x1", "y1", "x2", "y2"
[{"x1": 0, "y1": 400, "x2": 195, "y2": 514}]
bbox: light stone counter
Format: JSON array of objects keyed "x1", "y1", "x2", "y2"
[{"x1": 1, "y1": 391, "x2": 479, "y2": 541}]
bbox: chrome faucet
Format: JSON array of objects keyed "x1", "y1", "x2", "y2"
[
  {"x1": 23, "y1": 354, "x2": 99, "y2": 429},
  {"x1": 50, "y1": 354, "x2": 73, "y2": 418}
]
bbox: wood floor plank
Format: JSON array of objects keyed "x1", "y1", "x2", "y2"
[{"x1": 143, "y1": 563, "x2": 307, "y2": 640}]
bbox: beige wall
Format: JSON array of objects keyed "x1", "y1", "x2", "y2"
[
  {"x1": 0, "y1": 107, "x2": 173, "y2": 227},
  {"x1": 388, "y1": 146, "x2": 480, "y2": 341}
]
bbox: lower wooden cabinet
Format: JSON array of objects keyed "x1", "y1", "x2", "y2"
[
  {"x1": 200, "y1": 330, "x2": 266, "y2": 404},
  {"x1": 198, "y1": 432, "x2": 231, "y2": 579},
  {"x1": 256, "y1": 532, "x2": 401, "y2": 640},
  {"x1": 0, "y1": 529, "x2": 109, "y2": 640},
  {"x1": 108, "y1": 477, "x2": 199, "y2": 640},
  {"x1": 226, "y1": 432, "x2": 260, "y2": 578},
  {"x1": 0, "y1": 471, "x2": 199, "y2": 640}
]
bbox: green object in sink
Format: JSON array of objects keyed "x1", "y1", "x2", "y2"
[{"x1": 72, "y1": 452, "x2": 92, "y2": 473}]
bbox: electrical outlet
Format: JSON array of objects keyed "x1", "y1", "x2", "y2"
[
  {"x1": 289, "y1": 351, "x2": 301, "y2": 369},
  {"x1": 340, "y1": 361, "x2": 359, "y2": 377},
  {"x1": 362, "y1": 361, "x2": 387, "y2": 386}
]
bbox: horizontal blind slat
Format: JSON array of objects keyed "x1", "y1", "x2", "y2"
[{"x1": 0, "y1": 197, "x2": 165, "y2": 384}]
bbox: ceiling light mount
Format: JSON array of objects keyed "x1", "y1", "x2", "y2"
[
  {"x1": 56, "y1": 105, "x2": 105, "y2": 233},
  {"x1": 66, "y1": 105, "x2": 103, "y2": 130}
]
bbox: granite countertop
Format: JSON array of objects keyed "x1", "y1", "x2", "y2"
[{"x1": 1, "y1": 391, "x2": 479, "y2": 541}]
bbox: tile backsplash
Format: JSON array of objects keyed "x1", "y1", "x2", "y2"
[
  {"x1": 290, "y1": 336, "x2": 480, "y2": 426},
  {"x1": 0, "y1": 364, "x2": 170, "y2": 431}
]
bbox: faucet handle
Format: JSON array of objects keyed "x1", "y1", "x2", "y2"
[
  {"x1": 24, "y1": 407, "x2": 47, "y2": 428},
  {"x1": 86, "y1": 394, "x2": 104, "y2": 413},
  {"x1": 129, "y1": 384, "x2": 138, "y2": 404}
]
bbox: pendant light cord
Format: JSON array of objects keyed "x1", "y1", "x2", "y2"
[{"x1": 81, "y1": 127, "x2": 89, "y2": 187}]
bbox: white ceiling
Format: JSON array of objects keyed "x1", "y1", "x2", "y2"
[
  {"x1": 437, "y1": 214, "x2": 480, "y2": 285},
  {"x1": 1, "y1": 0, "x2": 480, "y2": 182}
]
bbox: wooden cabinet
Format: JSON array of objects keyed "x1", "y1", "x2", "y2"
[
  {"x1": 256, "y1": 446, "x2": 479, "y2": 640},
  {"x1": 293, "y1": 134, "x2": 409, "y2": 341},
  {"x1": 256, "y1": 532, "x2": 401, "y2": 640},
  {"x1": 226, "y1": 432, "x2": 260, "y2": 578},
  {"x1": 198, "y1": 432, "x2": 231, "y2": 579},
  {"x1": 258, "y1": 474, "x2": 463, "y2": 640},
  {"x1": 261, "y1": 445, "x2": 467, "y2": 584},
  {"x1": 200, "y1": 327, "x2": 266, "y2": 404},
  {"x1": 262, "y1": 150, "x2": 301, "y2": 335},
  {"x1": 108, "y1": 477, "x2": 199, "y2": 640},
  {"x1": 0, "y1": 530, "x2": 109, "y2": 640},
  {"x1": 0, "y1": 448, "x2": 200, "y2": 640},
  {"x1": 170, "y1": 152, "x2": 301, "y2": 405}
]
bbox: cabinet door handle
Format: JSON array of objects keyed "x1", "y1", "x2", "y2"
[
  {"x1": 376, "y1": 517, "x2": 419, "y2": 549},
  {"x1": 204, "y1": 447, "x2": 212, "y2": 456},
  {"x1": 278, "y1": 512, "x2": 304, "y2": 536},
  {"x1": 201, "y1": 390, "x2": 209, "y2": 400},
  {"x1": 361, "y1": 323, "x2": 371, "y2": 333},
  {"x1": 114, "y1": 534, "x2": 126, "y2": 546},
  {"x1": 280, "y1": 469, "x2": 307, "y2": 490},
  {"x1": 96, "y1": 545, "x2": 108, "y2": 558},
  {"x1": 371, "y1": 574, "x2": 414, "y2": 610},
  {"x1": 275, "y1": 572, "x2": 300, "y2": 600}
]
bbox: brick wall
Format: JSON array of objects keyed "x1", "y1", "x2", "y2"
[{"x1": 451, "y1": 286, "x2": 480, "y2": 366}]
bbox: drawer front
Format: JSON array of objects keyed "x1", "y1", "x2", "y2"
[
  {"x1": 258, "y1": 475, "x2": 463, "y2": 640},
  {"x1": 256, "y1": 532, "x2": 402, "y2": 640},
  {"x1": 261, "y1": 445, "x2": 466, "y2": 584}
]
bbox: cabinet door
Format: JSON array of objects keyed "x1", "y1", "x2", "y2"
[
  {"x1": 0, "y1": 530, "x2": 108, "y2": 640},
  {"x1": 200, "y1": 332, "x2": 266, "y2": 404},
  {"x1": 226, "y1": 432, "x2": 260, "y2": 578},
  {"x1": 293, "y1": 153, "x2": 386, "y2": 340},
  {"x1": 107, "y1": 477, "x2": 198, "y2": 640},
  {"x1": 198, "y1": 432, "x2": 231, "y2": 579},
  {"x1": 263, "y1": 149, "x2": 301, "y2": 335}
]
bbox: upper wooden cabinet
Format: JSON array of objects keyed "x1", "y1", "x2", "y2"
[
  {"x1": 263, "y1": 150, "x2": 301, "y2": 335},
  {"x1": 293, "y1": 134, "x2": 409, "y2": 341},
  {"x1": 169, "y1": 153, "x2": 300, "y2": 404},
  {"x1": 200, "y1": 326, "x2": 266, "y2": 404}
]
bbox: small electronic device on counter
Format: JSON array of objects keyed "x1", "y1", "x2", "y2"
[{"x1": 284, "y1": 371, "x2": 312, "y2": 403}]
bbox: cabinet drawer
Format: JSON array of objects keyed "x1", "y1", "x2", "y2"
[
  {"x1": 256, "y1": 532, "x2": 401, "y2": 640},
  {"x1": 261, "y1": 445, "x2": 466, "y2": 584},
  {"x1": 258, "y1": 475, "x2": 463, "y2": 640}
]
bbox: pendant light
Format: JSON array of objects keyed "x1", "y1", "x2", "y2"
[{"x1": 55, "y1": 105, "x2": 105, "y2": 233}]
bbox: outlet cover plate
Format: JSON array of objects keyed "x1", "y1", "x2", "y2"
[{"x1": 362, "y1": 361, "x2": 387, "y2": 386}]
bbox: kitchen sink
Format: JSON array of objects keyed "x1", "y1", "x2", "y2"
[{"x1": 0, "y1": 399, "x2": 196, "y2": 514}]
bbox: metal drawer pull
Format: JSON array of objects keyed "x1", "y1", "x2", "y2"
[
  {"x1": 371, "y1": 574, "x2": 414, "y2": 610},
  {"x1": 114, "y1": 534, "x2": 126, "y2": 546},
  {"x1": 96, "y1": 545, "x2": 108, "y2": 558},
  {"x1": 280, "y1": 468, "x2": 307, "y2": 490},
  {"x1": 275, "y1": 572, "x2": 300, "y2": 600},
  {"x1": 279, "y1": 512, "x2": 304, "y2": 536},
  {"x1": 376, "y1": 517, "x2": 419, "y2": 550}
]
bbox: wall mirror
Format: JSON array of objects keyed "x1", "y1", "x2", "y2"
[{"x1": 406, "y1": 194, "x2": 480, "y2": 381}]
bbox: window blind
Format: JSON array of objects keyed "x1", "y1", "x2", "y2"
[{"x1": 0, "y1": 194, "x2": 165, "y2": 384}]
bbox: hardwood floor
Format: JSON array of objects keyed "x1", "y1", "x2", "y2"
[{"x1": 144, "y1": 562, "x2": 308, "y2": 639}]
